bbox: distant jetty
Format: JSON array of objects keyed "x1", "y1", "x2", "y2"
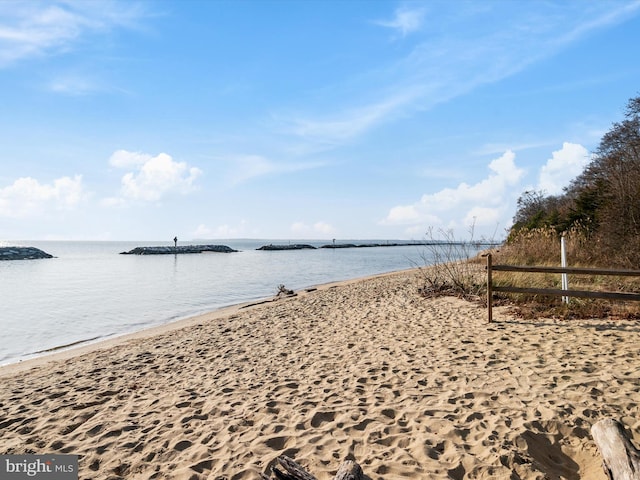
[
  {"x1": 0, "y1": 246, "x2": 54, "y2": 261},
  {"x1": 257, "y1": 242, "x2": 429, "y2": 251},
  {"x1": 256, "y1": 241, "x2": 500, "y2": 251},
  {"x1": 321, "y1": 242, "x2": 425, "y2": 249},
  {"x1": 120, "y1": 245, "x2": 237, "y2": 255},
  {"x1": 257, "y1": 244, "x2": 316, "y2": 251}
]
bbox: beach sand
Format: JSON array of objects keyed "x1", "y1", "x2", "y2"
[{"x1": 1, "y1": 269, "x2": 639, "y2": 479}]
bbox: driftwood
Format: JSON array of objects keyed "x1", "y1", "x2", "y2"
[
  {"x1": 333, "y1": 460, "x2": 363, "y2": 480},
  {"x1": 261, "y1": 456, "x2": 364, "y2": 480},
  {"x1": 592, "y1": 418, "x2": 640, "y2": 480},
  {"x1": 276, "y1": 284, "x2": 296, "y2": 298}
]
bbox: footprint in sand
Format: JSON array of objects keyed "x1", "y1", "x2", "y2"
[
  {"x1": 265, "y1": 436, "x2": 288, "y2": 450},
  {"x1": 310, "y1": 411, "x2": 336, "y2": 428},
  {"x1": 173, "y1": 440, "x2": 192, "y2": 451}
]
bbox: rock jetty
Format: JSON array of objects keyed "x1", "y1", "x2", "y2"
[
  {"x1": 0, "y1": 246, "x2": 54, "y2": 260},
  {"x1": 256, "y1": 244, "x2": 316, "y2": 251},
  {"x1": 320, "y1": 242, "x2": 424, "y2": 249},
  {"x1": 120, "y1": 245, "x2": 237, "y2": 255}
]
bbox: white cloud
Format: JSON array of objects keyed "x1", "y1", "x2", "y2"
[
  {"x1": 463, "y1": 206, "x2": 502, "y2": 230},
  {"x1": 290, "y1": 221, "x2": 336, "y2": 237},
  {"x1": 374, "y1": 6, "x2": 426, "y2": 36},
  {"x1": 0, "y1": 1, "x2": 145, "y2": 67},
  {"x1": 0, "y1": 174, "x2": 85, "y2": 218},
  {"x1": 538, "y1": 142, "x2": 590, "y2": 195},
  {"x1": 104, "y1": 151, "x2": 202, "y2": 204},
  {"x1": 382, "y1": 150, "x2": 525, "y2": 238}
]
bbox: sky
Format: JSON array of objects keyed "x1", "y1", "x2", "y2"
[{"x1": 1, "y1": 0, "x2": 640, "y2": 242}]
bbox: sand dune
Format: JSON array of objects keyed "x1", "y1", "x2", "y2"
[{"x1": 2, "y1": 269, "x2": 639, "y2": 479}]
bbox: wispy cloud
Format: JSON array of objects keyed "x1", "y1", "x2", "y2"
[
  {"x1": 282, "y1": 2, "x2": 640, "y2": 151},
  {"x1": 373, "y1": 5, "x2": 426, "y2": 37},
  {"x1": 474, "y1": 140, "x2": 555, "y2": 157},
  {"x1": 224, "y1": 154, "x2": 325, "y2": 186},
  {"x1": 552, "y1": 1, "x2": 640, "y2": 47},
  {"x1": 286, "y1": 90, "x2": 418, "y2": 147},
  {"x1": 0, "y1": 1, "x2": 146, "y2": 67},
  {"x1": 48, "y1": 72, "x2": 107, "y2": 96}
]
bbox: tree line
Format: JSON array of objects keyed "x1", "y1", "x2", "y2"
[{"x1": 509, "y1": 96, "x2": 640, "y2": 268}]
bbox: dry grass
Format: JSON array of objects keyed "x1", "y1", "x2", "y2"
[
  {"x1": 493, "y1": 227, "x2": 640, "y2": 319},
  {"x1": 502, "y1": 224, "x2": 598, "y2": 266},
  {"x1": 418, "y1": 226, "x2": 640, "y2": 319}
]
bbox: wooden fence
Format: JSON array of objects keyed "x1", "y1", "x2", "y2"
[{"x1": 485, "y1": 253, "x2": 640, "y2": 322}]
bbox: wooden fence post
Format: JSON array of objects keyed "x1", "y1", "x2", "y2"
[
  {"x1": 561, "y1": 233, "x2": 569, "y2": 304},
  {"x1": 486, "y1": 253, "x2": 493, "y2": 323}
]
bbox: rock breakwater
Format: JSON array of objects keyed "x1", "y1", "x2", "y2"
[
  {"x1": 0, "y1": 246, "x2": 54, "y2": 260},
  {"x1": 256, "y1": 244, "x2": 316, "y2": 251},
  {"x1": 120, "y1": 245, "x2": 237, "y2": 255},
  {"x1": 320, "y1": 242, "x2": 425, "y2": 249},
  {"x1": 256, "y1": 242, "x2": 427, "y2": 251}
]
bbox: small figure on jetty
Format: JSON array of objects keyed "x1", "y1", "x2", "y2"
[{"x1": 173, "y1": 236, "x2": 178, "y2": 248}]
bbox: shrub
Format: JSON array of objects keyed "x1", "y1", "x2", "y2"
[{"x1": 416, "y1": 226, "x2": 491, "y2": 303}]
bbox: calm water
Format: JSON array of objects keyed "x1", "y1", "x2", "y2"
[{"x1": 0, "y1": 239, "x2": 449, "y2": 366}]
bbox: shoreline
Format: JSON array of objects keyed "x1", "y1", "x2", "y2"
[
  {"x1": 0, "y1": 267, "x2": 414, "y2": 377},
  {"x1": 2, "y1": 267, "x2": 638, "y2": 479},
  {"x1": 1, "y1": 238, "x2": 434, "y2": 370}
]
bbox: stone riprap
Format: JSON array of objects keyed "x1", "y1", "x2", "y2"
[
  {"x1": 0, "y1": 246, "x2": 54, "y2": 260},
  {"x1": 256, "y1": 243, "x2": 426, "y2": 251},
  {"x1": 320, "y1": 242, "x2": 424, "y2": 249},
  {"x1": 120, "y1": 245, "x2": 238, "y2": 255},
  {"x1": 256, "y1": 244, "x2": 316, "y2": 251}
]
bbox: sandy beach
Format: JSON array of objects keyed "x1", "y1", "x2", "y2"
[{"x1": 1, "y1": 268, "x2": 639, "y2": 479}]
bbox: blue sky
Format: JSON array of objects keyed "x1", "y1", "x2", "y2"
[{"x1": 1, "y1": 0, "x2": 640, "y2": 241}]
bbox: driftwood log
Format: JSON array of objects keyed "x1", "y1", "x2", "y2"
[
  {"x1": 261, "y1": 456, "x2": 363, "y2": 480},
  {"x1": 592, "y1": 418, "x2": 640, "y2": 480}
]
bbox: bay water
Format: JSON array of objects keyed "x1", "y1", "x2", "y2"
[{"x1": 0, "y1": 239, "x2": 447, "y2": 366}]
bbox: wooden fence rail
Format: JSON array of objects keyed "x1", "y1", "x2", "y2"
[{"x1": 485, "y1": 253, "x2": 640, "y2": 322}]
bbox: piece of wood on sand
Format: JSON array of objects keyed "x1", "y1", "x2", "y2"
[
  {"x1": 261, "y1": 456, "x2": 364, "y2": 480},
  {"x1": 591, "y1": 418, "x2": 640, "y2": 480}
]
